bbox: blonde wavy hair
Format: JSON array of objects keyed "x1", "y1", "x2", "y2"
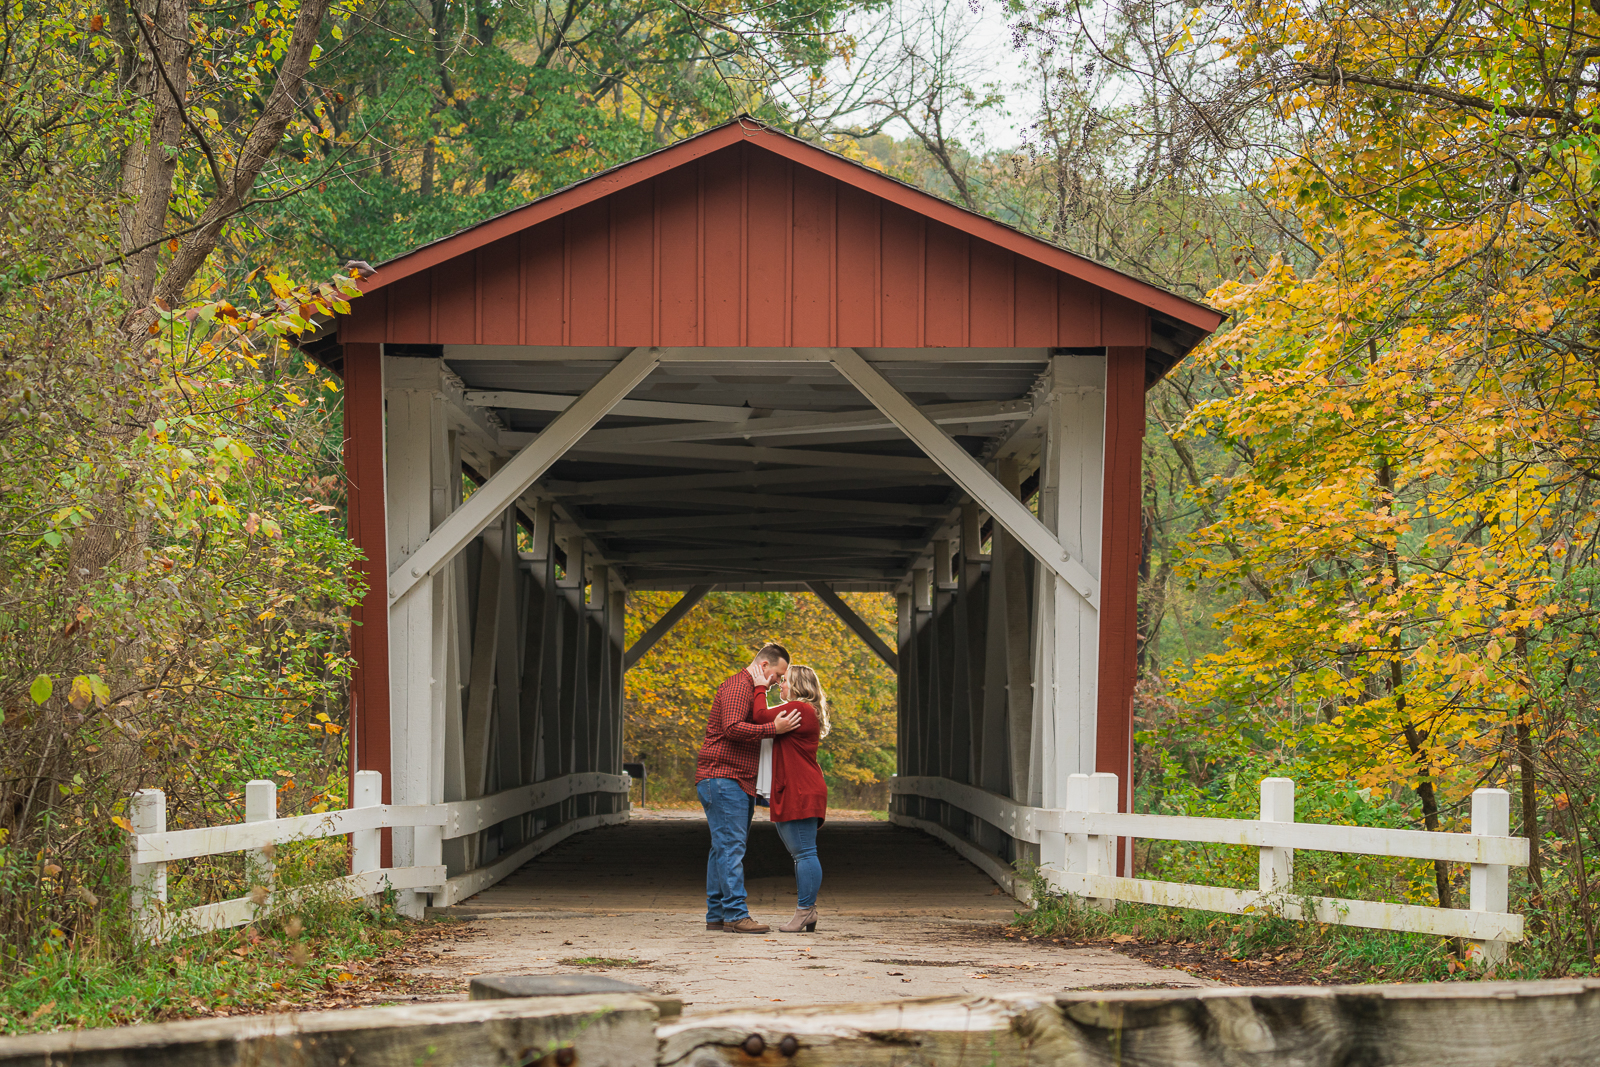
[{"x1": 787, "y1": 664, "x2": 830, "y2": 739}]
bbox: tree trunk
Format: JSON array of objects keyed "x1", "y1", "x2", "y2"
[{"x1": 115, "y1": 0, "x2": 192, "y2": 309}]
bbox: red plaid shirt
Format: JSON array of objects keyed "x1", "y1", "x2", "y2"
[{"x1": 695, "y1": 671, "x2": 777, "y2": 795}]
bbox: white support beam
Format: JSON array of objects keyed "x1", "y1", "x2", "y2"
[
  {"x1": 388, "y1": 347, "x2": 661, "y2": 605},
  {"x1": 655, "y1": 529, "x2": 927, "y2": 553},
  {"x1": 627, "y1": 562, "x2": 898, "y2": 582},
  {"x1": 585, "y1": 489, "x2": 950, "y2": 519},
  {"x1": 829, "y1": 348, "x2": 1099, "y2": 610},
  {"x1": 622, "y1": 547, "x2": 910, "y2": 565},
  {"x1": 563, "y1": 442, "x2": 941, "y2": 473},
  {"x1": 558, "y1": 399, "x2": 1031, "y2": 451},
  {"x1": 465, "y1": 389, "x2": 807, "y2": 423},
  {"x1": 584, "y1": 511, "x2": 917, "y2": 534},
  {"x1": 807, "y1": 582, "x2": 898, "y2": 671},
  {"x1": 546, "y1": 470, "x2": 948, "y2": 501}
]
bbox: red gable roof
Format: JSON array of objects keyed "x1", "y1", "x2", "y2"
[{"x1": 337, "y1": 117, "x2": 1224, "y2": 350}]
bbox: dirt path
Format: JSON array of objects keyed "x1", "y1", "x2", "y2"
[{"x1": 411, "y1": 808, "x2": 1213, "y2": 1012}]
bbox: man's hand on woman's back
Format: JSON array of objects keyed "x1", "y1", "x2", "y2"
[{"x1": 773, "y1": 709, "x2": 803, "y2": 734}]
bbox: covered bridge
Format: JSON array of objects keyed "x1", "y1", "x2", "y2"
[{"x1": 305, "y1": 117, "x2": 1224, "y2": 914}]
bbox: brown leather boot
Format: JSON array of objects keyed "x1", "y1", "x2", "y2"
[
  {"x1": 778, "y1": 907, "x2": 818, "y2": 933},
  {"x1": 723, "y1": 917, "x2": 770, "y2": 934},
  {"x1": 706, "y1": 921, "x2": 725, "y2": 931}
]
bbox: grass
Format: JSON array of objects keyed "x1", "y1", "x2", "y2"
[
  {"x1": 558, "y1": 956, "x2": 647, "y2": 967},
  {"x1": 0, "y1": 890, "x2": 420, "y2": 1035}
]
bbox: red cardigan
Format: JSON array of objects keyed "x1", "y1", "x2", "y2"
[{"x1": 751, "y1": 693, "x2": 828, "y2": 825}]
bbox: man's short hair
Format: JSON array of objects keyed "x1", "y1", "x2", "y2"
[{"x1": 755, "y1": 642, "x2": 791, "y2": 666}]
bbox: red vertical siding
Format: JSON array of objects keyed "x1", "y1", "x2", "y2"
[
  {"x1": 745, "y1": 150, "x2": 791, "y2": 346},
  {"x1": 969, "y1": 243, "x2": 1015, "y2": 346},
  {"x1": 433, "y1": 253, "x2": 476, "y2": 342},
  {"x1": 521, "y1": 221, "x2": 564, "y2": 344},
  {"x1": 1102, "y1": 293, "x2": 1151, "y2": 348},
  {"x1": 478, "y1": 241, "x2": 519, "y2": 345},
  {"x1": 1014, "y1": 259, "x2": 1055, "y2": 346},
  {"x1": 1097, "y1": 345, "x2": 1146, "y2": 856},
  {"x1": 790, "y1": 166, "x2": 834, "y2": 347},
  {"x1": 388, "y1": 274, "x2": 431, "y2": 341},
  {"x1": 342, "y1": 290, "x2": 386, "y2": 343},
  {"x1": 701, "y1": 154, "x2": 743, "y2": 345},
  {"x1": 924, "y1": 224, "x2": 969, "y2": 345},
  {"x1": 835, "y1": 185, "x2": 879, "y2": 344},
  {"x1": 356, "y1": 145, "x2": 1162, "y2": 349},
  {"x1": 341, "y1": 343, "x2": 392, "y2": 863},
  {"x1": 565, "y1": 201, "x2": 611, "y2": 345},
  {"x1": 880, "y1": 205, "x2": 924, "y2": 346},
  {"x1": 656, "y1": 166, "x2": 699, "y2": 343},
  {"x1": 611, "y1": 183, "x2": 655, "y2": 345},
  {"x1": 1058, "y1": 275, "x2": 1100, "y2": 345}
]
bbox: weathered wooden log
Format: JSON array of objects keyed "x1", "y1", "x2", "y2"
[
  {"x1": 0, "y1": 993, "x2": 658, "y2": 1067},
  {"x1": 659, "y1": 980, "x2": 1600, "y2": 1066},
  {"x1": 7, "y1": 980, "x2": 1600, "y2": 1066}
]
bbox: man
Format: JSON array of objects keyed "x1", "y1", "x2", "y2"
[{"x1": 695, "y1": 643, "x2": 801, "y2": 933}]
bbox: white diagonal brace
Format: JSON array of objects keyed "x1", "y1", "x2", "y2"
[
  {"x1": 388, "y1": 347, "x2": 661, "y2": 604},
  {"x1": 829, "y1": 347, "x2": 1100, "y2": 610}
]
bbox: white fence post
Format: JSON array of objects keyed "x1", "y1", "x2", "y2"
[
  {"x1": 352, "y1": 771, "x2": 382, "y2": 883},
  {"x1": 129, "y1": 788, "x2": 166, "y2": 943},
  {"x1": 1259, "y1": 778, "x2": 1295, "y2": 903},
  {"x1": 1086, "y1": 772, "x2": 1118, "y2": 913},
  {"x1": 1467, "y1": 787, "x2": 1510, "y2": 969},
  {"x1": 1065, "y1": 773, "x2": 1089, "y2": 881},
  {"x1": 245, "y1": 779, "x2": 277, "y2": 899}
]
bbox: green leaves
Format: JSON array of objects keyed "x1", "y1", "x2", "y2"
[{"x1": 30, "y1": 675, "x2": 53, "y2": 704}]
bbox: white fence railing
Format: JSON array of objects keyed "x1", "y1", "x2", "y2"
[
  {"x1": 891, "y1": 772, "x2": 1528, "y2": 966},
  {"x1": 128, "y1": 769, "x2": 631, "y2": 941}
]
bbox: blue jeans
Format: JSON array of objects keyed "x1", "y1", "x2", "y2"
[
  {"x1": 774, "y1": 817, "x2": 822, "y2": 910},
  {"x1": 698, "y1": 778, "x2": 755, "y2": 922}
]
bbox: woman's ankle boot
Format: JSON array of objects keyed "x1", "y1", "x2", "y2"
[{"x1": 779, "y1": 906, "x2": 818, "y2": 933}]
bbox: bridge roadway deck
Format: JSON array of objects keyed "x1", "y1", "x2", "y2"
[{"x1": 416, "y1": 809, "x2": 1209, "y2": 1011}]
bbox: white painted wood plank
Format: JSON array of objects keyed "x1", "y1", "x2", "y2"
[
  {"x1": 442, "y1": 773, "x2": 632, "y2": 838},
  {"x1": 562, "y1": 399, "x2": 1031, "y2": 451},
  {"x1": 890, "y1": 778, "x2": 1530, "y2": 865},
  {"x1": 463, "y1": 390, "x2": 807, "y2": 423},
  {"x1": 389, "y1": 347, "x2": 661, "y2": 604},
  {"x1": 891, "y1": 776, "x2": 1037, "y2": 843},
  {"x1": 888, "y1": 811, "x2": 1030, "y2": 903},
  {"x1": 132, "y1": 804, "x2": 448, "y2": 864},
  {"x1": 436, "y1": 812, "x2": 629, "y2": 906},
  {"x1": 1047, "y1": 871, "x2": 1525, "y2": 942},
  {"x1": 1042, "y1": 355, "x2": 1104, "y2": 797},
  {"x1": 151, "y1": 866, "x2": 447, "y2": 942},
  {"x1": 829, "y1": 348, "x2": 1100, "y2": 608},
  {"x1": 1038, "y1": 810, "x2": 1530, "y2": 866},
  {"x1": 564, "y1": 442, "x2": 942, "y2": 472}
]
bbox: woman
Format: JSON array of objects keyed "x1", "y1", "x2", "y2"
[{"x1": 751, "y1": 664, "x2": 829, "y2": 932}]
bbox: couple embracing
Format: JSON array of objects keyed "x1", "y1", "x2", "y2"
[{"x1": 695, "y1": 643, "x2": 829, "y2": 934}]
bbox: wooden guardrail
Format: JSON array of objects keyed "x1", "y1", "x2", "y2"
[
  {"x1": 127, "y1": 769, "x2": 630, "y2": 941},
  {"x1": 892, "y1": 772, "x2": 1526, "y2": 965}
]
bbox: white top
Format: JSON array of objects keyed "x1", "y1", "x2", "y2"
[{"x1": 756, "y1": 738, "x2": 774, "y2": 800}]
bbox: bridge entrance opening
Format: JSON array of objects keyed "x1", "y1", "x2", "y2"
[{"x1": 307, "y1": 118, "x2": 1222, "y2": 916}]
